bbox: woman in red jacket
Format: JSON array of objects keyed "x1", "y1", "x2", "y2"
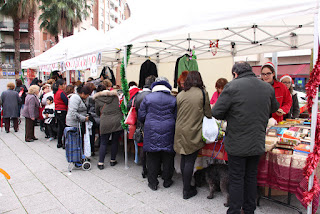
[
  {"x1": 53, "y1": 79, "x2": 68, "y2": 148},
  {"x1": 261, "y1": 62, "x2": 292, "y2": 122}
]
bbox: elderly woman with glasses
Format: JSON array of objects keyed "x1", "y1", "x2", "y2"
[
  {"x1": 280, "y1": 74, "x2": 300, "y2": 119},
  {"x1": 261, "y1": 62, "x2": 292, "y2": 122}
]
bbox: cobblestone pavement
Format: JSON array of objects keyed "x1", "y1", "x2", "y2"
[{"x1": 0, "y1": 120, "x2": 313, "y2": 213}]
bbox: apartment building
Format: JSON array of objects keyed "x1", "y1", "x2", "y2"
[{"x1": 0, "y1": 15, "x2": 30, "y2": 75}]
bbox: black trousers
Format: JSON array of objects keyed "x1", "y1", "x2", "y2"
[
  {"x1": 4, "y1": 117, "x2": 18, "y2": 132},
  {"x1": 90, "y1": 122, "x2": 98, "y2": 153},
  {"x1": 146, "y1": 151, "x2": 175, "y2": 186},
  {"x1": 227, "y1": 154, "x2": 261, "y2": 214},
  {"x1": 180, "y1": 150, "x2": 199, "y2": 191},
  {"x1": 45, "y1": 123, "x2": 54, "y2": 138},
  {"x1": 25, "y1": 117, "x2": 35, "y2": 141},
  {"x1": 55, "y1": 110, "x2": 67, "y2": 146},
  {"x1": 99, "y1": 131, "x2": 121, "y2": 163}
]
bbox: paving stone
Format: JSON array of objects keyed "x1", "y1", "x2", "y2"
[
  {"x1": 0, "y1": 194, "x2": 23, "y2": 213},
  {"x1": 44, "y1": 178, "x2": 82, "y2": 197},
  {"x1": 95, "y1": 188, "x2": 141, "y2": 213},
  {"x1": 24, "y1": 200, "x2": 66, "y2": 214},
  {"x1": 19, "y1": 191, "x2": 60, "y2": 209},
  {"x1": 11, "y1": 179, "x2": 47, "y2": 198},
  {"x1": 34, "y1": 169, "x2": 66, "y2": 183},
  {"x1": 57, "y1": 190, "x2": 112, "y2": 213},
  {"x1": 7, "y1": 169, "x2": 36, "y2": 185},
  {"x1": 119, "y1": 204, "x2": 162, "y2": 214},
  {"x1": 1, "y1": 207, "x2": 27, "y2": 214}
]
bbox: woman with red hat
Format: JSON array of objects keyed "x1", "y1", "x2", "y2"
[
  {"x1": 261, "y1": 62, "x2": 292, "y2": 122},
  {"x1": 280, "y1": 74, "x2": 300, "y2": 119}
]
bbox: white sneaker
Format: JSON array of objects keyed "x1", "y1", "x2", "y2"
[{"x1": 47, "y1": 137, "x2": 54, "y2": 141}]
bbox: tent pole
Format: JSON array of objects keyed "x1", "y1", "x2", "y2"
[
  {"x1": 123, "y1": 46, "x2": 128, "y2": 169},
  {"x1": 307, "y1": 10, "x2": 319, "y2": 214},
  {"x1": 272, "y1": 52, "x2": 278, "y2": 78}
]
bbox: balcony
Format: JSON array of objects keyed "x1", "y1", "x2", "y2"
[
  {"x1": 0, "y1": 21, "x2": 28, "y2": 32},
  {"x1": 109, "y1": 19, "x2": 117, "y2": 28},
  {"x1": 0, "y1": 43, "x2": 30, "y2": 52},
  {"x1": 110, "y1": 0, "x2": 119, "y2": 7}
]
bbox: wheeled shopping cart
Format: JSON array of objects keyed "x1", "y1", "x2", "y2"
[{"x1": 64, "y1": 126, "x2": 91, "y2": 172}]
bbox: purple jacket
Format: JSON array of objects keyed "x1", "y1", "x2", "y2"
[
  {"x1": 22, "y1": 94, "x2": 40, "y2": 119},
  {"x1": 138, "y1": 81, "x2": 177, "y2": 153}
]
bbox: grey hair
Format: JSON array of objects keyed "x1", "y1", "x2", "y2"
[{"x1": 155, "y1": 76, "x2": 169, "y2": 83}]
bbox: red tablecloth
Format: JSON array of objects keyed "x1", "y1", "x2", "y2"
[
  {"x1": 199, "y1": 141, "x2": 228, "y2": 161},
  {"x1": 200, "y1": 143, "x2": 320, "y2": 213},
  {"x1": 258, "y1": 152, "x2": 319, "y2": 214}
]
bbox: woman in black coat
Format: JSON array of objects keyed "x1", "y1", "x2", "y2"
[{"x1": 14, "y1": 79, "x2": 27, "y2": 116}]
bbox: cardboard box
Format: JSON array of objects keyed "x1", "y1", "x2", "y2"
[{"x1": 263, "y1": 187, "x2": 288, "y2": 196}]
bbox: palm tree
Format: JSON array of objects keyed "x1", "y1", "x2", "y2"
[
  {"x1": 22, "y1": 0, "x2": 38, "y2": 58},
  {"x1": 0, "y1": 0, "x2": 24, "y2": 77},
  {"x1": 39, "y1": 0, "x2": 91, "y2": 40}
]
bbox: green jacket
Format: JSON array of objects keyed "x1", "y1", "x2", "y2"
[
  {"x1": 174, "y1": 87, "x2": 212, "y2": 155},
  {"x1": 177, "y1": 55, "x2": 198, "y2": 78}
]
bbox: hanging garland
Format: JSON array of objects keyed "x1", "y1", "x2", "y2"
[
  {"x1": 120, "y1": 45, "x2": 133, "y2": 130},
  {"x1": 302, "y1": 45, "x2": 320, "y2": 208}
]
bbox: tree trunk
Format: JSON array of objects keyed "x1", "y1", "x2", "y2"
[
  {"x1": 13, "y1": 18, "x2": 21, "y2": 78},
  {"x1": 55, "y1": 35, "x2": 59, "y2": 43},
  {"x1": 28, "y1": 11, "x2": 35, "y2": 58}
]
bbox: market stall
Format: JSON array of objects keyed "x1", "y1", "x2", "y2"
[{"x1": 20, "y1": 1, "x2": 320, "y2": 212}]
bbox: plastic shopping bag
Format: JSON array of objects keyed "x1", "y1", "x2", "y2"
[
  {"x1": 84, "y1": 121, "x2": 93, "y2": 157},
  {"x1": 202, "y1": 116, "x2": 219, "y2": 144}
]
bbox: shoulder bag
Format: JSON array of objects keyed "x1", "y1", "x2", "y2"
[{"x1": 201, "y1": 89, "x2": 219, "y2": 144}]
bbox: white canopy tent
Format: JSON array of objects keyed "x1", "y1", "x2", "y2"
[
  {"x1": 22, "y1": 0, "x2": 319, "y2": 66},
  {"x1": 21, "y1": 27, "x2": 106, "y2": 69},
  {"x1": 64, "y1": 0, "x2": 319, "y2": 65}
]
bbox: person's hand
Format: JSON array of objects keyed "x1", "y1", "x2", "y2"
[
  {"x1": 31, "y1": 118, "x2": 35, "y2": 121},
  {"x1": 276, "y1": 108, "x2": 285, "y2": 117},
  {"x1": 45, "y1": 113, "x2": 49, "y2": 118},
  {"x1": 85, "y1": 116, "x2": 89, "y2": 121}
]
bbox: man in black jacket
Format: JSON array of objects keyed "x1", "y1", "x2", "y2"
[{"x1": 212, "y1": 62, "x2": 279, "y2": 214}]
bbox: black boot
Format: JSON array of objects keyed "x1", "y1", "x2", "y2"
[{"x1": 183, "y1": 186, "x2": 197, "y2": 199}]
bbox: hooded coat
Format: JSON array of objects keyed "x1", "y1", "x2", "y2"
[
  {"x1": 138, "y1": 81, "x2": 177, "y2": 153},
  {"x1": 94, "y1": 90, "x2": 123, "y2": 134}
]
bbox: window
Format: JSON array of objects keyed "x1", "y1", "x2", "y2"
[
  {"x1": 43, "y1": 32, "x2": 47, "y2": 41},
  {"x1": 5, "y1": 55, "x2": 13, "y2": 64}
]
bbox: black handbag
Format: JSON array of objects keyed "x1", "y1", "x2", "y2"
[{"x1": 133, "y1": 126, "x2": 144, "y2": 143}]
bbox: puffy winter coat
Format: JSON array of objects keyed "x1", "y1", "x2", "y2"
[
  {"x1": 66, "y1": 94, "x2": 88, "y2": 128},
  {"x1": 212, "y1": 72, "x2": 279, "y2": 157},
  {"x1": 138, "y1": 81, "x2": 176, "y2": 153},
  {"x1": 94, "y1": 90, "x2": 123, "y2": 134}
]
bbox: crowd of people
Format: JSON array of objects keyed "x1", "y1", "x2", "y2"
[{"x1": 0, "y1": 61, "x2": 301, "y2": 214}]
